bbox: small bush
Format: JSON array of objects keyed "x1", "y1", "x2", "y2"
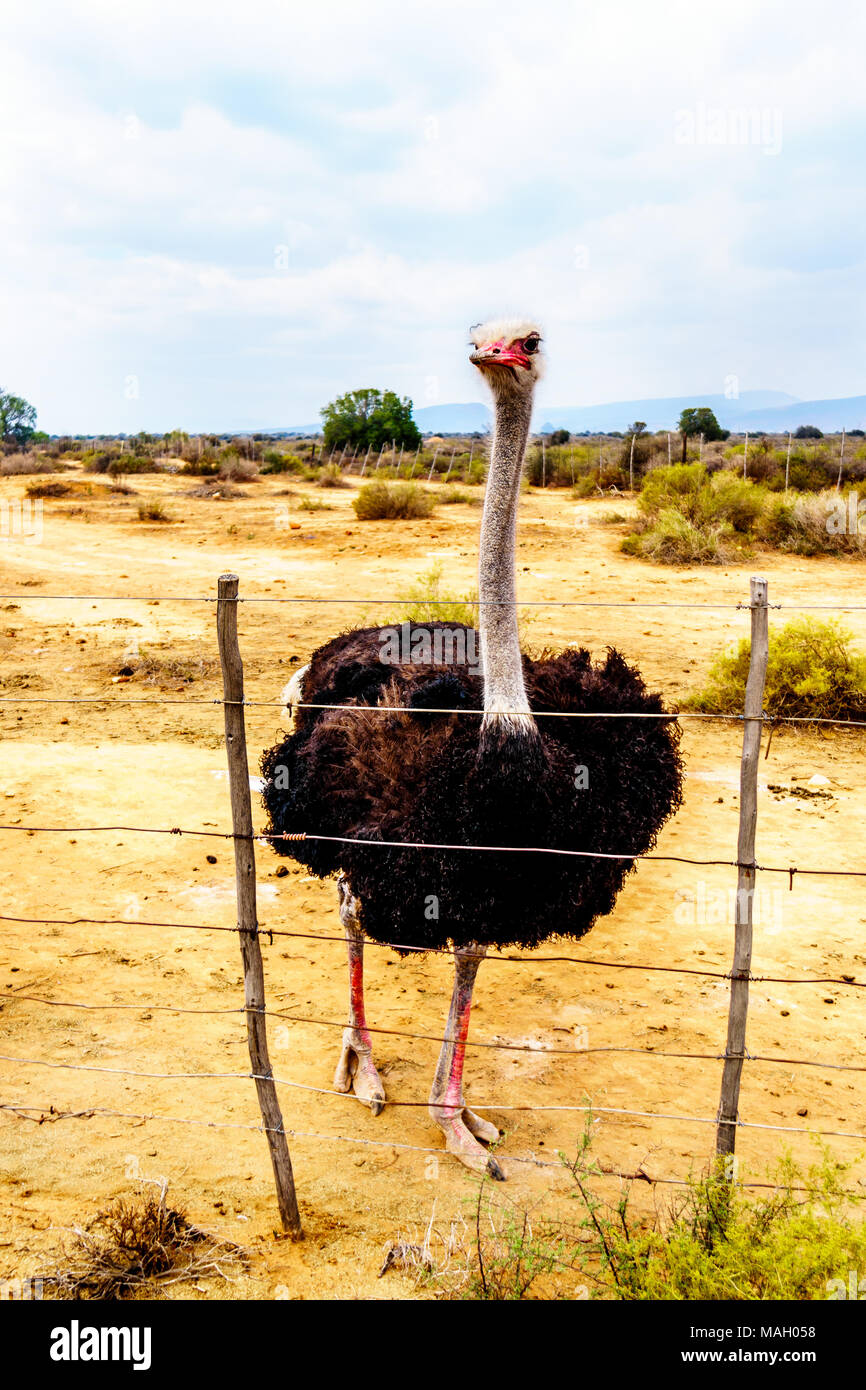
[
  {"x1": 260, "y1": 452, "x2": 303, "y2": 475},
  {"x1": 621, "y1": 509, "x2": 737, "y2": 564},
  {"x1": 353, "y1": 481, "x2": 435, "y2": 520},
  {"x1": 0, "y1": 453, "x2": 57, "y2": 476},
  {"x1": 220, "y1": 458, "x2": 259, "y2": 482},
  {"x1": 440, "y1": 486, "x2": 476, "y2": 505},
  {"x1": 298, "y1": 495, "x2": 332, "y2": 511},
  {"x1": 760, "y1": 490, "x2": 866, "y2": 556},
  {"x1": 571, "y1": 475, "x2": 599, "y2": 499},
  {"x1": 317, "y1": 462, "x2": 349, "y2": 488},
  {"x1": 137, "y1": 501, "x2": 172, "y2": 522},
  {"x1": 108, "y1": 456, "x2": 160, "y2": 476},
  {"x1": 179, "y1": 457, "x2": 220, "y2": 477},
  {"x1": 41, "y1": 1184, "x2": 246, "y2": 1300},
  {"x1": 687, "y1": 616, "x2": 866, "y2": 721},
  {"x1": 583, "y1": 1150, "x2": 866, "y2": 1300},
  {"x1": 396, "y1": 562, "x2": 477, "y2": 625},
  {"x1": 25, "y1": 480, "x2": 71, "y2": 498}
]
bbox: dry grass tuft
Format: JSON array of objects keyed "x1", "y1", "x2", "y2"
[{"x1": 41, "y1": 1183, "x2": 248, "y2": 1300}]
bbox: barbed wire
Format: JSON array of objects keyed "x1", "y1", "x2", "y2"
[
  {"x1": 2, "y1": 693, "x2": 865, "y2": 732},
  {"x1": 3, "y1": 591, "x2": 866, "y2": 612},
  {"x1": 1, "y1": 913, "x2": 860, "y2": 988},
  {"x1": 7, "y1": 1097, "x2": 864, "y2": 1196},
  {"x1": 2, "y1": 1050, "x2": 863, "y2": 1140},
  {"x1": 1, "y1": 820, "x2": 864, "y2": 882},
  {"x1": 7, "y1": 992, "x2": 865, "y2": 1074}
]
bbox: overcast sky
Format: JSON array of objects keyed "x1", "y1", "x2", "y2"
[{"x1": 1, "y1": 0, "x2": 863, "y2": 432}]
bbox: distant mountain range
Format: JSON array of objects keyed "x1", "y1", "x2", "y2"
[
  {"x1": 414, "y1": 391, "x2": 866, "y2": 435},
  {"x1": 262, "y1": 390, "x2": 866, "y2": 437}
]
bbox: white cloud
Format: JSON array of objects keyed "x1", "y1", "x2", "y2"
[{"x1": 0, "y1": 0, "x2": 864, "y2": 430}]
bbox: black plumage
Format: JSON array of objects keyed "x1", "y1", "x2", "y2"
[{"x1": 261, "y1": 622, "x2": 683, "y2": 951}]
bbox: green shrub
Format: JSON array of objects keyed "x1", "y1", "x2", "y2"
[
  {"x1": 571, "y1": 474, "x2": 599, "y2": 499},
  {"x1": 622, "y1": 509, "x2": 738, "y2": 564},
  {"x1": 453, "y1": 1116, "x2": 866, "y2": 1301},
  {"x1": 440, "y1": 486, "x2": 476, "y2": 505},
  {"x1": 316, "y1": 462, "x2": 348, "y2": 488},
  {"x1": 586, "y1": 1151, "x2": 866, "y2": 1300},
  {"x1": 108, "y1": 456, "x2": 160, "y2": 475},
  {"x1": 179, "y1": 457, "x2": 220, "y2": 477},
  {"x1": 759, "y1": 491, "x2": 866, "y2": 556},
  {"x1": 298, "y1": 495, "x2": 332, "y2": 511},
  {"x1": 687, "y1": 616, "x2": 866, "y2": 721},
  {"x1": 353, "y1": 481, "x2": 435, "y2": 520},
  {"x1": 395, "y1": 562, "x2": 477, "y2": 625}
]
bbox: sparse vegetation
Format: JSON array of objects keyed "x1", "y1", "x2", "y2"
[
  {"x1": 353, "y1": 480, "x2": 435, "y2": 520},
  {"x1": 620, "y1": 462, "x2": 866, "y2": 563},
  {"x1": 316, "y1": 461, "x2": 349, "y2": 488},
  {"x1": 687, "y1": 616, "x2": 866, "y2": 722},
  {"x1": 25, "y1": 479, "x2": 71, "y2": 498},
  {"x1": 396, "y1": 562, "x2": 477, "y2": 625},
  {"x1": 137, "y1": 500, "x2": 172, "y2": 522},
  {"x1": 447, "y1": 1119, "x2": 866, "y2": 1300},
  {"x1": 41, "y1": 1184, "x2": 247, "y2": 1300}
]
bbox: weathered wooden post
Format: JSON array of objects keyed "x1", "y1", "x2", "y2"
[
  {"x1": 715, "y1": 575, "x2": 769, "y2": 1174},
  {"x1": 785, "y1": 431, "x2": 792, "y2": 492},
  {"x1": 217, "y1": 573, "x2": 303, "y2": 1237}
]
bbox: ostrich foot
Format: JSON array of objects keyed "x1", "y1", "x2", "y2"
[
  {"x1": 430, "y1": 1104, "x2": 505, "y2": 1181},
  {"x1": 334, "y1": 1029, "x2": 385, "y2": 1116}
]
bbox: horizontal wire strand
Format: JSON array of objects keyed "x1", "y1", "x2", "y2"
[
  {"x1": 1, "y1": 693, "x2": 865, "y2": 733},
  {"x1": 3, "y1": 592, "x2": 866, "y2": 611},
  {"x1": 2, "y1": 693, "x2": 865, "y2": 732},
  {"x1": 2, "y1": 1050, "x2": 864, "y2": 1140},
  {"x1": 11, "y1": 1097, "x2": 859, "y2": 1193},
  {"x1": 1, "y1": 913, "x2": 860, "y2": 988},
  {"x1": 1, "y1": 821, "x2": 865, "y2": 880},
  {"x1": 7, "y1": 992, "x2": 866, "y2": 1073}
]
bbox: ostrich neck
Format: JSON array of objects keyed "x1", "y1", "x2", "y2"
[{"x1": 478, "y1": 387, "x2": 536, "y2": 734}]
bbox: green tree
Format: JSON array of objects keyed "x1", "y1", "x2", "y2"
[
  {"x1": 795, "y1": 424, "x2": 824, "y2": 439},
  {"x1": 320, "y1": 388, "x2": 421, "y2": 451},
  {"x1": 0, "y1": 389, "x2": 37, "y2": 446},
  {"x1": 678, "y1": 406, "x2": 727, "y2": 463},
  {"x1": 549, "y1": 428, "x2": 570, "y2": 445}
]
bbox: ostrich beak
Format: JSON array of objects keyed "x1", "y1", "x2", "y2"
[{"x1": 470, "y1": 339, "x2": 531, "y2": 370}]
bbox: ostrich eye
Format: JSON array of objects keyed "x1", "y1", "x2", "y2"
[{"x1": 524, "y1": 335, "x2": 540, "y2": 354}]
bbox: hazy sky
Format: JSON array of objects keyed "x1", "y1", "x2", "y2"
[{"x1": 1, "y1": 0, "x2": 863, "y2": 432}]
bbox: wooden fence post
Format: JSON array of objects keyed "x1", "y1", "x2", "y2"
[
  {"x1": 216, "y1": 573, "x2": 303, "y2": 1237},
  {"x1": 715, "y1": 575, "x2": 770, "y2": 1173}
]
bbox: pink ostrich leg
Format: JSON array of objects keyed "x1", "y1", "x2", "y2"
[
  {"x1": 429, "y1": 943, "x2": 503, "y2": 1179},
  {"x1": 333, "y1": 876, "x2": 385, "y2": 1114}
]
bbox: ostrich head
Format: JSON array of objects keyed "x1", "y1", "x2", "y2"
[{"x1": 469, "y1": 318, "x2": 544, "y2": 401}]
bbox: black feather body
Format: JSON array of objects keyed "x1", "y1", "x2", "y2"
[{"x1": 261, "y1": 623, "x2": 683, "y2": 951}]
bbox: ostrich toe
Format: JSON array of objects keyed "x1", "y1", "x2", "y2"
[
  {"x1": 334, "y1": 1032, "x2": 385, "y2": 1115},
  {"x1": 461, "y1": 1106, "x2": 501, "y2": 1145},
  {"x1": 431, "y1": 1105, "x2": 506, "y2": 1180}
]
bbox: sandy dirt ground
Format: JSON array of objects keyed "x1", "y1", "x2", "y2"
[{"x1": 1, "y1": 469, "x2": 865, "y2": 1299}]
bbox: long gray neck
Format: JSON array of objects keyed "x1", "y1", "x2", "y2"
[{"x1": 478, "y1": 385, "x2": 537, "y2": 738}]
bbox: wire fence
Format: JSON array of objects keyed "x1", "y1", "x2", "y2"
[{"x1": 2, "y1": 577, "x2": 866, "y2": 1237}]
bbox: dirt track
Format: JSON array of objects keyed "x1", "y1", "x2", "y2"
[{"x1": 1, "y1": 469, "x2": 865, "y2": 1298}]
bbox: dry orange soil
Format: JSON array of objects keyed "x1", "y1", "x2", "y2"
[{"x1": 1, "y1": 469, "x2": 864, "y2": 1299}]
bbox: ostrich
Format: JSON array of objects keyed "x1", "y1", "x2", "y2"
[{"x1": 262, "y1": 318, "x2": 683, "y2": 1179}]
